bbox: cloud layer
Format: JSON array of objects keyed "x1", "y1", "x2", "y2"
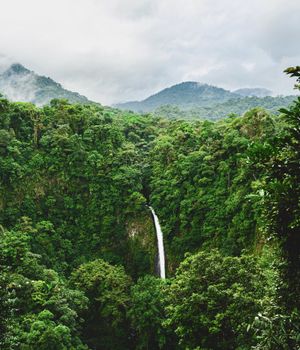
[{"x1": 0, "y1": 0, "x2": 299, "y2": 104}]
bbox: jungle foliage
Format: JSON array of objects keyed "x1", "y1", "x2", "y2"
[{"x1": 0, "y1": 69, "x2": 299, "y2": 349}]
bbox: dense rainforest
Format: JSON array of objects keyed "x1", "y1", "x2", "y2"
[
  {"x1": 0, "y1": 69, "x2": 300, "y2": 349},
  {"x1": 152, "y1": 95, "x2": 296, "y2": 121}
]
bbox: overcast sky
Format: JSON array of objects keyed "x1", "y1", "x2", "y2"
[{"x1": 0, "y1": 0, "x2": 299, "y2": 104}]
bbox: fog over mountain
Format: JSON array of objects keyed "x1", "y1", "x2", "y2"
[
  {"x1": 1, "y1": 0, "x2": 300, "y2": 104},
  {"x1": 0, "y1": 63, "x2": 91, "y2": 105},
  {"x1": 0, "y1": 63, "x2": 295, "y2": 121},
  {"x1": 233, "y1": 88, "x2": 272, "y2": 97}
]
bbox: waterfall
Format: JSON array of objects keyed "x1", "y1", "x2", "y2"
[{"x1": 148, "y1": 206, "x2": 166, "y2": 279}]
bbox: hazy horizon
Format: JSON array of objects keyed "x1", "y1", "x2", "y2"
[{"x1": 1, "y1": 0, "x2": 300, "y2": 104}]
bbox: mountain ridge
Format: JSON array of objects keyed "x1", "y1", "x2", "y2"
[
  {"x1": 0, "y1": 63, "x2": 93, "y2": 106},
  {"x1": 115, "y1": 81, "x2": 296, "y2": 120},
  {"x1": 115, "y1": 81, "x2": 240, "y2": 112},
  {"x1": 0, "y1": 64, "x2": 295, "y2": 121}
]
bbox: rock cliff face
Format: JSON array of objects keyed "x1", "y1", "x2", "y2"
[{"x1": 126, "y1": 211, "x2": 157, "y2": 278}]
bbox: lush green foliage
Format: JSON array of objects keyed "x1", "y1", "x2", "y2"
[
  {"x1": 1, "y1": 77, "x2": 299, "y2": 349},
  {"x1": 166, "y1": 250, "x2": 266, "y2": 349},
  {"x1": 149, "y1": 108, "x2": 278, "y2": 268},
  {"x1": 0, "y1": 98, "x2": 156, "y2": 275},
  {"x1": 70, "y1": 259, "x2": 131, "y2": 349},
  {"x1": 128, "y1": 275, "x2": 178, "y2": 350},
  {"x1": 0, "y1": 225, "x2": 89, "y2": 349}
]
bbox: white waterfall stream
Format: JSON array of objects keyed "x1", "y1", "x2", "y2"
[{"x1": 149, "y1": 206, "x2": 166, "y2": 279}]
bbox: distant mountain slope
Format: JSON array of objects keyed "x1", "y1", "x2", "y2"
[
  {"x1": 116, "y1": 80, "x2": 297, "y2": 120},
  {"x1": 116, "y1": 81, "x2": 239, "y2": 112},
  {"x1": 0, "y1": 63, "x2": 93, "y2": 105},
  {"x1": 234, "y1": 87, "x2": 272, "y2": 97},
  {"x1": 153, "y1": 95, "x2": 297, "y2": 121}
]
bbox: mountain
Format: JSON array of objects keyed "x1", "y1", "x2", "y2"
[
  {"x1": 116, "y1": 81, "x2": 239, "y2": 112},
  {"x1": 234, "y1": 87, "x2": 272, "y2": 97},
  {"x1": 0, "y1": 65, "x2": 293, "y2": 120},
  {"x1": 116, "y1": 81, "x2": 295, "y2": 120},
  {"x1": 0, "y1": 63, "x2": 92, "y2": 105},
  {"x1": 153, "y1": 95, "x2": 296, "y2": 121}
]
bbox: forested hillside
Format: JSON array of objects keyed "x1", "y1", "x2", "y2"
[
  {"x1": 152, "y1": 95, "x2": 296, "y2": 120},
  {"x1": 0, "y1": 64, "x2": 92, "y2": 106},
  {"x1": 116, "y1": 81, "x2": 296, "y2": 121},
  {"x1": 0, "y1": 68, "x2": 299, "y2": 349},
  {"x1": 116, "y1": 82, "x2": 237, "y2": 111}
]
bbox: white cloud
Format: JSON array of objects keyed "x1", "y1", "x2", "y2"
[{"x1": 0, "y1": 0, "x2": 299, "y2": 104}]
